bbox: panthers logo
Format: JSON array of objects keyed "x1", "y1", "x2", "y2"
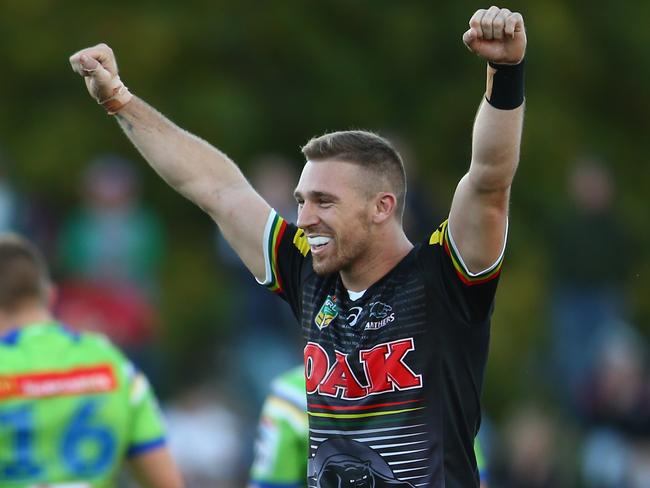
[{"x1": 368, "y1": 302, "x2": 392, "y2": 320}]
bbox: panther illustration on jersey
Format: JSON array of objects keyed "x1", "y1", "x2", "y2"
[
  {"x1": 311, "y1": 439, "x2": 414, "y2": 488},
  {"x1": 317, "y1": 459, "x2": 414, "y2": 487}
]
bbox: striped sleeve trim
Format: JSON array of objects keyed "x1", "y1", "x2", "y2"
[
  {"x1": 126, "y1": 437, "x2": 166, "y2": 458},
  {"x1": 430, "y1": 219, "x2": 506, "y2": 286},
  {"x1": 264, "y1": 396, "x2": 308, "y2": 433},
  {"x1": 292, "y1": 228, "x2": 309, "y2": 257},
  {"x1": 271, "y1": 379, "x2": 307, "y2": 411},
  {"x1": 257, "y1": 210, "x2": 288, "y2": 294}
]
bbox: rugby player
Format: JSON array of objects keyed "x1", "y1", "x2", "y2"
[
  {"x1": 0, "y1": 233, "x2": 184, "y2": 488},
  {"x1": 70, "y1": 6, "x2": 525, "y2": 486}
]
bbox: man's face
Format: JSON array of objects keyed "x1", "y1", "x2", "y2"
[{"x1": 294, "y1": 160, "x2": 374, "y2": 276}]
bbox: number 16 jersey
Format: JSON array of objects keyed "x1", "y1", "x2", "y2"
[{"x1": 0, "y1": 322, "x2": 167, "y2": 488}]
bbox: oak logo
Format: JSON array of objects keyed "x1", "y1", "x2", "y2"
[{"x1": 304, "y1": 338, "x2": 422, "y2": 400}]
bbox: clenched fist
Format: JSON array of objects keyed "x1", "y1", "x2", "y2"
[
  {"x1": 69, "y1": 43, "x2": 133, "y2": 114},
  {"x1": 463, "y1": 6, "x2": 526, "y2": 65}
]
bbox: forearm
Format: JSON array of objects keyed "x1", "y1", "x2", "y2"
[
  {"x1": 114, "y1": 97, "x2": 248, "y2": 217},
  {"x1": 470, "y1": 90, "x2": 524, "y2": 191}
]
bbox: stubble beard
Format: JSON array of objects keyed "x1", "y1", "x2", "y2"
[{"x1": 311, "y1": 220, "x2": 371, "y2": 277}]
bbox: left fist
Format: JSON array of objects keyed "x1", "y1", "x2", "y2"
[{"x1": 463, "y1": 6, "x2": 526, "y2": 65}]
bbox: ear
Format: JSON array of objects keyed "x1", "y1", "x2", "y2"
[{"x1": 371, "y1": 192, "x2": 397, "y2": 224}]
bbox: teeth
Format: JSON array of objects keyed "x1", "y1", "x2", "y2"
[{"x1": 307, "y1": 236, "x2": 332, "y2": 246}]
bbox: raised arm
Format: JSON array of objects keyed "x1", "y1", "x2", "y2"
[
  {"x1": 69, "y1": 44, "x2": 270, "y2": 280},
  {"x1": 448, "y1": 7, "x2": 526, "y2": 273}
]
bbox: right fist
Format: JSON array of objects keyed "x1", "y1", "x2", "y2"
[{"x1": 69, "y1": 43, "x2": 133, "y2": 114}]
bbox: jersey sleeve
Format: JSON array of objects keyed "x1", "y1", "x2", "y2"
[
  {"x1": 257, "y1": 209, "x2": 310, "y2": 319},
  {"x1": 249, "y1": 387, "x2": 308, "y2": 487},
  {"x1": 122, "y1": 362, "x2": 167, "y2": 458},
  {"x1": 422, "y1": 220, "x2": 505, "y2": 325}
]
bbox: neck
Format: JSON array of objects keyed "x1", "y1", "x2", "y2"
[
  {"x1": 0, "y1": 304, "x2": 53, "y2": 335},
  {"x1": 341, "y1": 229, "x2": 413, "y2": 292}
]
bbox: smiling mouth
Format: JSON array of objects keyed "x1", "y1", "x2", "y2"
[{"x1": 307, "y1": 236, "x2": 332, "y2": 253}]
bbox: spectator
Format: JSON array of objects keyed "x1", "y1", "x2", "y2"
[
  {"x1": 498, "y1": 406, "x2": 564, "y2": 488},
  {"x1": 56, "y1": 154, "x2": 166, "y2": 382},
  {"x1": 580, "y1": 325, "x2": 650, "y2": 487},
  {"x1": 216, "y1": 155, "x2": 302, "y2": 412},
  {"x1": 547, "y1": 156, "x2": 634, "y2": 408},
  {"x1": 165, "y1": 382, "x2": 245, "y2": 487},
  {"x1": 0, "y1": 157, "x2": 20, "y2": 232}
]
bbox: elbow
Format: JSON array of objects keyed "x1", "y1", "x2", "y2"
[{"x1": 467, "y1": 164, "x2": 516, "y2": 194}]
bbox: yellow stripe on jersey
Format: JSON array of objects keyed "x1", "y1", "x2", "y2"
[
  {"x1": 308, "y1": 406, "x2": 425, "y2": 419},
  {"x1": 429, "y1": 221, "x2": 447, "y2": 246},
  {"x1": 293, "y1": 228, "x2": 309, "y2": 257},
  {"x1": 265, "y1": 396, "x2": 308, "y2": 433}
]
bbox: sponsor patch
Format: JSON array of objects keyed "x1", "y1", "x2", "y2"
[
  {"x1": 0, "y1": 365, "x2": 117, "y2": 400},
  {"x1": 305, "y1": 338, "x2": 422, "y2": 399},
  {"x1": 346, "y1": 306, "x2": 364, "y2": 327},
  {"x1": 315, "y1": 295, "x2": 338, "y2": 330}
]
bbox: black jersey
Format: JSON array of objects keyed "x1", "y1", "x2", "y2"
[{"x1": 261, "y1": 211, "x2": 503, "y2": 488}]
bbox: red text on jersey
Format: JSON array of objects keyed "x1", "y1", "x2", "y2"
[{"x1": 304, "y1": 338, "x2": 423, "y2": 400}]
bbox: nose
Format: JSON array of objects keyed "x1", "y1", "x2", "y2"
[{"x1": 296, "y1": 201, "x2": 319, "y2": 229}]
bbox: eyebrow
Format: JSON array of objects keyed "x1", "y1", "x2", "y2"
[{"x1": 293, "y1": 190, "x2": 340, "y2": 202}]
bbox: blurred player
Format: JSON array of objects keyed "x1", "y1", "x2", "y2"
[
  {"x1": 475, "y1": 439, "x2": 489, "y2": 488},
  {"x1": 71, "y1": 5, "x2": 525, "y2": 486},
  {"x1": 0, "y1": 233, "x2": 184, "y2": 487},
  {"x1": 249, "y1": 366, "x2": 307, "y2": 488},
  {"x1": 249, "y1": 366, "x2": 490, "y2": 487}
]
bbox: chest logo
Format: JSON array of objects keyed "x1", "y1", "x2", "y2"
[
  {"x1": 364, "y1": 301, "x2": 395, "y2": 330},
  {"x1": 346, "y1": 306, "x2": 363, "y2": 327},
  {"x1": 315, "y1": 295, "x2": 338, "y2": 330},
  {"x1": 304, "y1": 338, "x2": 423, "y2": 400}
]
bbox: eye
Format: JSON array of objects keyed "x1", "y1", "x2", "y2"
[{"x1": 318, "y1": 200, "x2": 333, "y2": 208}]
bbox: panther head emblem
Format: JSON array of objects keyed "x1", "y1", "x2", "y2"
[{"x1": 368, "y1": 302, "x2": 392, "y2": 319}]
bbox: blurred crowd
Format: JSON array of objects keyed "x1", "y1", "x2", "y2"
[{"x1": 1, "y1": 147, "x2": 648, "y2": 487}]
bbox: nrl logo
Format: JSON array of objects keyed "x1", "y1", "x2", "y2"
[{"x1": 315, "y1": 295, "x2": 338, "y2": 330}]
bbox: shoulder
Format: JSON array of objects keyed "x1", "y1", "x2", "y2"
[{"x1": 59, "y1": 328, "x2": 135, "y2": 385}]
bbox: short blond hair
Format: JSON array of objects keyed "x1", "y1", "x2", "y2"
[{"x1": 301, "y1": 130, "x2": 407, "y2": 219}]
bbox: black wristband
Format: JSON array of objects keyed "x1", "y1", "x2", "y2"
[{"x1": 485, "y1": 59, "x2": 525, "y2": 110}]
